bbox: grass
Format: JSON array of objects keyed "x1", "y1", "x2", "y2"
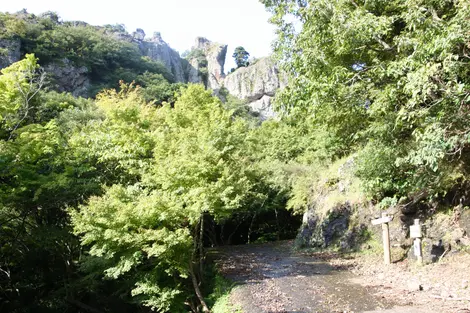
[
  {"x1": 212, "y1": 292, "x2": 243, "y2": 313},
  {"x1": 204, "y1": 266, "x2": 242, "y2": 313}
]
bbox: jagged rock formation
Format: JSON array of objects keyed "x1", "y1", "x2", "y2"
[
  {"x1": 187, "y1": 56, "x2": 203, "y2": 85},
  {"x1": 132, "y1": 28, "x2": 146, "y2": 41},
  {"x1": 0, "y1": 39, "x2": 21, "y2": 70},
  {"x1": 138, "y1": 34, "x2": 284, "y2": 118},
  {"x1": 139, "y1": 32, "x2": 187, "y2": 83},
  {"x1": 180, "y1": 38, "x2": 283, "y2": 118},
  {"x1": 0, "y1": 23, "x2": 283, "y2": 117},
  {"x1": 194, "y1": 37, "x2": 227, "y2": 92},
  {"x1": 44, "y1": 58, "x2": 90, "y2": 97},
  {"x1": 223, "y1": 57, "x2": 285, "y2": 119},
  {"x1": 184, "y1": 37, "x2": 227, "y2": 93}
]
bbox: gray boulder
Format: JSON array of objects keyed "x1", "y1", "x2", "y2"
[{"x1": 132, "y1": 28, "x2": 146, "y2": 42}]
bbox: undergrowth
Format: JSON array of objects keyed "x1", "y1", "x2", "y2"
[{"x1": 204, "y1": 266, "x2": 242, "y2": 313}]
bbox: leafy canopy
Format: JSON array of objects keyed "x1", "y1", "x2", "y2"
[
  {"x1": 262, "y1": 0, "x2": 470, "y2": 201},
  {"x1": 232, "y1": 46, "x2": 250, "y2": 68}
]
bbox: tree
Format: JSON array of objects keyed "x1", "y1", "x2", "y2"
[
  {"x1": 70, "y1": 84, "x2": 263, "y2": 312},
  {"x1": 262, "y1": 0, "x2": 470, "y2": 202},
  {"x1": 0, "y1": 55, "x2": 103, "y2": 313},
  {"x1": 232, "y1": 46, "x2": 250, "y2": 68}
]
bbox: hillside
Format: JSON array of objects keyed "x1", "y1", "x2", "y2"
[
  {"x1": 0, "y1": 11, "x2": 283, "y2": 118},
  {"x1": 1, "y1": 2, "x2": 470, "y2": 313}
]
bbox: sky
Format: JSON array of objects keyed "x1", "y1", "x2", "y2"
[{"x1": 1, "y1": 0, "x2": 276, "y2": 70}]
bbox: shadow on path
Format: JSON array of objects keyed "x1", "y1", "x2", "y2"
[{"x1": 210, "y1": 241, "x2": 404, "y2": 313}]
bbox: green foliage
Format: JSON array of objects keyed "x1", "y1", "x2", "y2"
[
  {"x1": 232, "y1": 46, "x2": 250, "y2": 68},
  {"x1": 203, "y1": 267, "x2": 240, "y2": 313},
  {"x1": 71, "y1": 185, "x2": 192, "y2": 312},
  {"x1": 69, "y1": 84, "x2": 265, "y2": 311},
  {"x1": 0, "y1": 53, "x2": 38, "y2": 125},
  {"x1": 1, "y1": 11, "x2": 174, "y2": 97},
  {"x1": 263, "y1": 0, "x2": 470, "y2": 202},
  {"x1": 0, "y1": 56, "x2": 104, "y2": 312},
  {"x1": 136, "y1": 72, "x2": 185, "y2": 104}
]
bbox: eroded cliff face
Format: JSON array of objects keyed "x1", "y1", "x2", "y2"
[
  {"x1": 0, "y1": 28, "x2": 284, "y2": 117},
  {"x1": 223, "y1": 57, "x2": 285, "y2": 119},
  {"x1": 185, "y1": 37, "x2": 227, "y2": 93},
  {"x1": 0, "y1": 39, "x2": 21, "y2": 69},
  {"x1": 0, "y1": 39, "x2": 90, "y2": 97},
  {"x1": 44, "y1": 58, "x2": 90, "y2": 97},
  {"x1": 139, "y1": 32, "x2": 187, "y2": 83},
  {"x1": 194, "y1": 37, "x2": 227, "y2": 92}
]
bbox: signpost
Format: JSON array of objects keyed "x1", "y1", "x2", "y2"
[
  {"x1": 371, "y1": 213, "x2": 393, "y2": 265},
  {"x1": 410, "y1": 219, "x2": 423, "y2": 264}
]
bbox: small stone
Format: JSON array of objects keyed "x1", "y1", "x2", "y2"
[
  {"x1": 451, "y1": 228, "x2": 465, "y2": 241},
  {"x1": 407, "y1": 281, "x2": 423, "y2": 291},
  {"x1": 440, "y1": 289, "x2": 449, "y2": 298}
]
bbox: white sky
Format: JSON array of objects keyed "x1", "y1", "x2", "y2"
[{"x1": 1, "y1": 0, "x2": 276, "y2": 70}]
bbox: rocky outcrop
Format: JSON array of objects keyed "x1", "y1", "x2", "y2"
[
  {"x1": 139, "y1": 32, "x2": 187, "y2": 83},
  {"x1": 132, "y1": 28, "x2": 146, "y2": 42},
  {"x1": 0, "y1": 26, "x2": 284, "y2": 117},
  {"x1": 223, "y1": 57, "x2": 285, "y2": 119},
  {"x1": 194, "y1": 37, "x2": 227, "y2": 91},
  {"x1": 185, "y1": 37, "x2": 227, "y2": 93},
  {"x1": 296, "y1": 158, "x2": 372, "y2": 250},
  {"x1": 0, "y1": 39, "x2": 21, "y2": 70},
  {"x1": 248, "y1": 95, "x2": 276, "y2": 120},
  {"x1": 296, "y1": 157, "x2": 470, "y2": 263},
  {"x1": 187, "y1": 57, "x2": 203, "y2": 85},
  {"x1": 44, "y1": 59, "x2": 90, "y2": 97}
]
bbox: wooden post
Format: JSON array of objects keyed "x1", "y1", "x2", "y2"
[
  {"x1": 410, "y1": 219, "x2": 422, "y2": 264},
  {"x1": 382, "y1": 213, "x2": 391, "y2": 265},
  {"x1": 371, "y1": 213, "x2": 393, "y2": 265}
]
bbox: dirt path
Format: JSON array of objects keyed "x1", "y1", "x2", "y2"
[{"x1": 211, "y1": 241, "x2": 442, "y2": 313}]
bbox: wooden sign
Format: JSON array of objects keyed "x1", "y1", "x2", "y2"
[
  {"x1": 413, "y1": 239, "x2": 422, "y2": 257},
  {"x1": 371, "y1": 213, "x2": 393, "y2": 265},
  {"x1": 410, "y1": 219, "x2": 423, "y2": 263},
  {"x1": 410, "y1": 219, "x2": 422, "y2": 238},
  {"x1": 371, "y1": 215, "x2": 393, "y2": 225}
]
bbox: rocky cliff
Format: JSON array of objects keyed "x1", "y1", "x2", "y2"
[
  {"x1": 0, "y1": 38, "x2": 90, "y2": 97},
  {"x1": 223, "y1": 57, "x2": 285, "y2": 119},
  {"x1": 296, "y1": 157, "x2": 470, "y2": 264},
  {"x1": 192, "y1": 37, "x2": 227, "y2": 92},
  {"x1": 0, "y1": 39, "x2": 21, "y2": 70},
  {"x1": 138, "y1": 32, "x2": 187, "y2": 83},
  {"x1": 0, "y1": 24, "x2": 284, "y2": 116},
  {"x1": 44, "y1": 58, "x2": 90, "y2": 97}
]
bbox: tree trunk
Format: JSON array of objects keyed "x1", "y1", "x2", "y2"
[
  {"x1": 247, "y1": 213, "x2": 257, "y2": 244},
  {"x1": 199, "y1": 215, "x2": 204, "y2": 279},
  {"x1": 275, "y1": 208, "x2": 280, "y2": 241},
  {"x1": 219, "y1": 223, "x2": 225, "y2": 245},
  {"x1": 204, "y1": 218, "x2": 218, "y2": 247},
  {"x1": 189, "y1": 260, "x2": 211, "y2": 313},
  {"x1": 227, "y1": 216, "x2": 245, "y2": 245}
]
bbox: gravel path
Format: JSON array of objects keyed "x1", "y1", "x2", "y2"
[{"x1": 212, "y1": 241, "x2": 441, "y2": 313}]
